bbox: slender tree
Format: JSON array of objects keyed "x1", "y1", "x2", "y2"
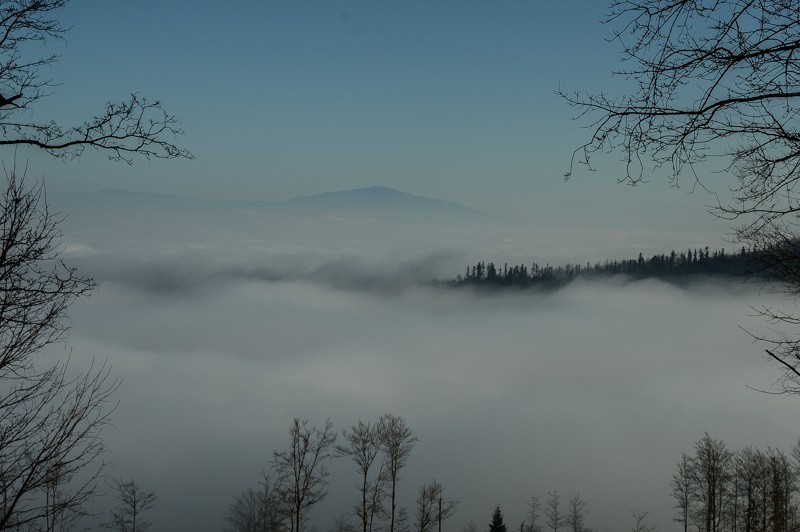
[
  {"x1": 225, "y1": 472, "x2": 284, "y2": 532},
  {"x1": 544, "y1": 491, "x2": 562, "y2": 532},
  {"x1": 691, "y1": 434, "x2": 733, "y2": 532},
  {"x1": 526, "y1": 496, "x2": 543, "y2": 532},
  {"x1": 415, "y1": 479, "x2": 458, "y2": 532},
  {"x1": 630, "y1": 510, "x2": 657, "y2": 532},
  {"x1": 413, "y1": 479, "x2": 456, "y2": 532},
  {"x1": 379, "y1": 414, "x2": 417, "y2": 532},
  {"x1": 336, "y1": 420, "x2": 386, "y2": 532},
  {"x1": 672, "y1": 453, "x2": 694, "y2": 532},
  {"x1": 107, "y1": 478, "x2": 157, "y2": 532},
  {"x1": 564, "y1": 494, "x2": 587, "y2": 532},
  {"x1": 272, "y1": 418, "x2": 337, "y2": 532}
]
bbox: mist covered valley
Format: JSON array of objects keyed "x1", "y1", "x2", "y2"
[{"x1": 46, "y1": 187, "x2": 800, "y2": 532}]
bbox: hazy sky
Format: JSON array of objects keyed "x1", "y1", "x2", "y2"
[
  {"x1": 22, "y1": 1, "x2": 729, "y2": 235},
  {"x1": 10, "y1": 2, "x2": 793, "y2": 532}
]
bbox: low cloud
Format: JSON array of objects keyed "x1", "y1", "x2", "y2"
[
  {"x1": 61, "y1": 269, "x2": 797, "y2": 532},
  {"x1": 70, "y1": 250, "x2": 464, "y2": 296},
  {"x1": 48, "y1": 196, "x2": 794, "y2": 532}
]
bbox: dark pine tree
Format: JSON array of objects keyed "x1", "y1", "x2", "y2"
[{"x1": 489, "y1": 505, "x2": 507, "y2": 532}]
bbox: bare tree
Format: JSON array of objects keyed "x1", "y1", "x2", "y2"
[
  {"x1": 396, "y1": 507, "x2": 410, "y2": 532},
  {"x1": 106, "y1": 478, "x2": 157, "y2": 532},
  {"x1": 672, "y1": 453, "x2": 695, "y2": 532},
  {"x1": 736, "y1": 446, "x2": 765, "y2": 532},
  {"x1": 0, "y1": 0, "x2": 191, "y2": 162},
  {"x1": 526, "y1": 496, "x2": 543, "y2": 532},
  {"x1": 630, "y1": 510, "x2": 657, "y2": 532},
  {"x1": 378, "y1": 414, "x2": 417, "y2": 532},
  {"x1": 225, "y1": 472, "x2": 285, "y2": 532},
  {"x1": 691, "y1": 434, "x2": 733, "y2": 532},
  {"x1": 559, "y1": 0, "x2": 800, "y2": 391},
  {"x1": 672, "y1": 435, "x2": 800, "y2": 532},
  {"x1": 272, "y1": 418, "x2": 337, "y2": 532},
  {"x1": 336, "y1": 420, "x2": 386, "y2": 532},
  {"x1": 0, "y1": 169, "x2": 116, "y2": 531},
  {"x1": 412, "y1": 479, "x2": 456, "y2": 532},
  {"x1": 564, "y1": 494, "x2": 587, "y2": 532},
  {"x1": 226, "y1": 488, "x2": 262, "y2": 532},
  {"x1": 544, "y1": 491, "x2": 562, "y2": 532},
  {"x1": 39, "y1": 460, "x2": 89, "y2": 532},
  {"x1": 0, "y1": 2, "x2": 186, "y2": 530}
]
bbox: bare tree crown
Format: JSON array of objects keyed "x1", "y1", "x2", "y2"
[
  {"x1": 561, "y1": 0, "x2": 800, "y2": 395},
  {"x1": 0, "y1": 0, "x2": 192, "y2": 163},
  {"x1": 561, "y1": 0, "x2": 800, "y2": 231},
  {"x1": 0, "y1": 168, "x2": 116, "y2": 529}
]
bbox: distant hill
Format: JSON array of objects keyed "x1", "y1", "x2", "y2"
[
  {"x1": 242, "y1": 186, "x2": 487, "y2": 221},
  {"x1": 54, "y1": 186, "x2": 487, "y2": 223}
]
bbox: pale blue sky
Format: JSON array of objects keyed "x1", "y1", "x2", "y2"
[{"x1": 21, "y1": 1, "x2": 727, "y2": 239}]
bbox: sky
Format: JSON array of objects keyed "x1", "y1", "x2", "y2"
[
  {"x1": 21, "y1": 0, "x2": 728, "y2": 236},
  {"x1": 7, "y1": 1, "x2": 796, "y2": 532}
]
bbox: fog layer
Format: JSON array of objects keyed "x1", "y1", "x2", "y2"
[{"x1": 46, "y1": 191, "x2": 799, "y2": 532}]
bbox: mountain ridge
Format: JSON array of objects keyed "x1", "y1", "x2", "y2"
[
  {"x1": 243, "y1": 185, "x2": 487, "y2": 220},
  {"x1": 52, "y1": 185, "x2": 487, "y2": 221}
]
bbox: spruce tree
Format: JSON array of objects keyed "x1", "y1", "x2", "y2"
[{"x1": 489, "y1": 506, "x2": 507, "y2": 532}]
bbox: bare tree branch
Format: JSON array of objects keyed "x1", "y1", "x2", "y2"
[
  {"x1": 561, "y1": 0, "x2": 800, "y2": 395},
  {"x1": 0, "y1": 1, "x2": 192, "y2": 162},
  {"x1": 0, "y1": 166, "x2": 117, "y2": 530},
  {"x1": 271, "y1": 418, "x2": 337, "y2": 532}
]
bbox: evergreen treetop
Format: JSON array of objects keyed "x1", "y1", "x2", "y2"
[{"x1": 489, "y1": 505, "x2": 507, "y2": 532}]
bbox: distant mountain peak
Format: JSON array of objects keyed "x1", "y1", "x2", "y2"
[
  {"x1": 274, "y1": 186, "x2": 486, "y2": 220},
  {"x1": 339, "y1": 186, "x2": 418, "y2": 197},
  {"x1": 350, "y1": 186, "x2": 400, "y2": 193},
  {"x1": 294, "y1": 186, "x2": 416, "y2": 199}
]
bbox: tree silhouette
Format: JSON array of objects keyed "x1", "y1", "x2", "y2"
[
  {"x1": 525, "y1": 495, "x2": 543, "y2": 532},
  {"x1": 0, "y1": 2, "x2": 189, "y2": 529},
  {"x1": 559, "y1": 0, "x2": 800, "y2": 394},
  {"x1": 225, "y1": 472, "x2": 285, "y2": 532},
  {"x1": 271, "y1": 418, "x2": 337, "y2": 532},
  {"x1": 336, "y1": 419, "x2": 386, "y2": 532},
  {"x1": 0, "y1": 0, "x2": 191, "y2": 162},
  {"x1": 667, "y1": 434, "x2": 800, "y2": 532},
  {"x1": 107, "y1": 478, "x2": 157, "y2": 532},
  {"x1": 0, "y1": 170, "x2": 116, "y2": 530},
  {"x1": 545, "y1": 491, "x2": 562, "y2": 532},
  {"x1": 379, "y1": 414, "x2": 417, "y2": 532},
  {"x1": 413, "y1": 479, "x2": 456, "y2": 532},
  {"x1": 564, "y1": 494, "x2": 587, "y2": 532},
  {"x1": 489, "y1": 505, "x2": 508, "y2": 532}
]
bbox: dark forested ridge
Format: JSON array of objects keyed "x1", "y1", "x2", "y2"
[{"x1": 449, "y1": 247, "x2": 760, "y2": 290}]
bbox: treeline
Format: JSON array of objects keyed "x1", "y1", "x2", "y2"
[
  {"x1": 452, "y1": 247, "x2": 756, "y2": 289},
  {"x1": 223, "y1": 419, "x2": 800, "y2": 532},
  {"x1": 670, "y1": 434, "x2": 800, "y2": 532},
  {"x1": 225, "y1": 415, "x2": 457, "y2": 532},
  {"x1": 465, "y1": 433, "x2": 800, "y2": 532}
]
